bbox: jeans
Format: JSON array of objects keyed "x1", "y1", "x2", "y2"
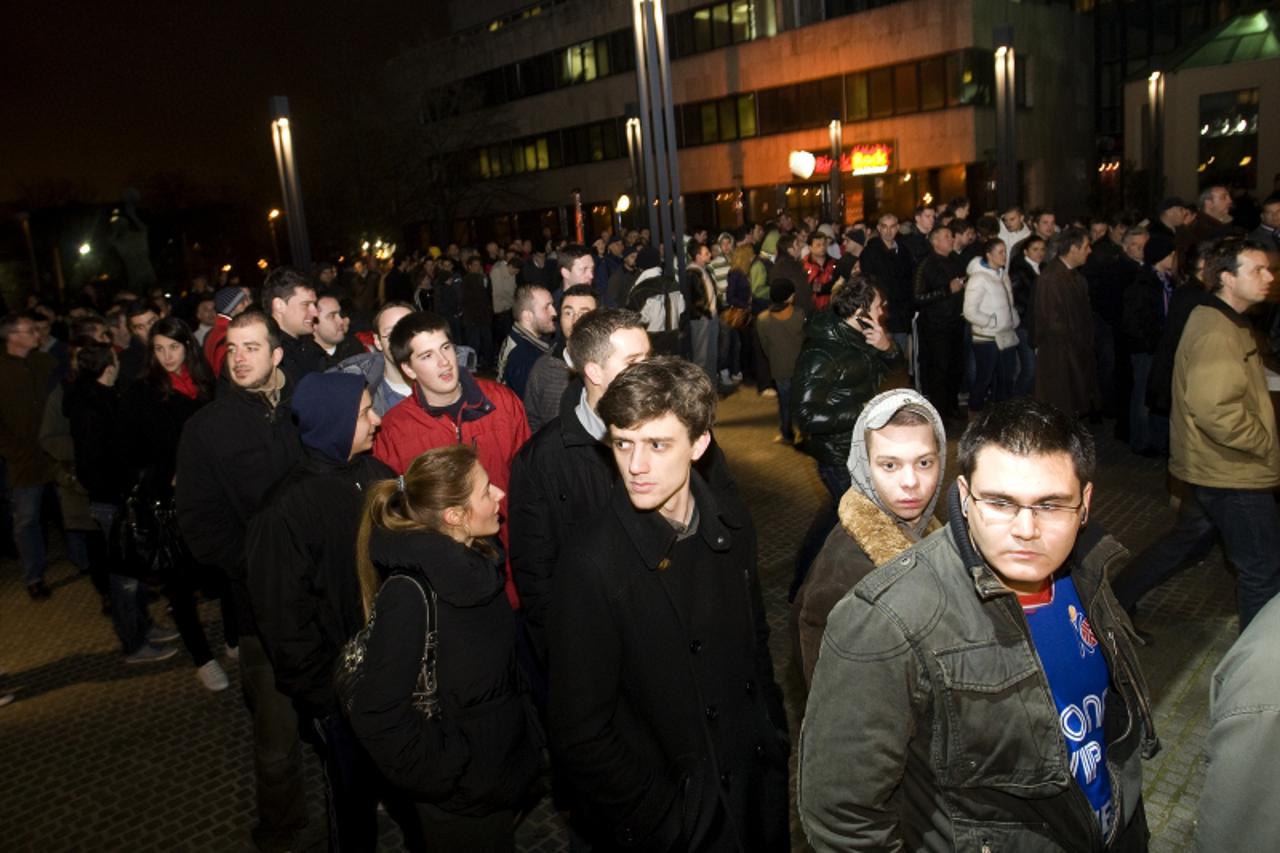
[
  {"x1": 775, "y1": 377, "x2": 794, "y2": 440},
  {"x1": 969, "y1": 341, "x2": 1017, "y2": 411},
  {"x1": 791, "y1": 464, "x2": 853, "y2": 601},
  {"x1": 91, "y1": 503, "x2": 152, "y2": 655},
  {"x1": 11, "y1": 484, "x2": 48, "y2": 584},
  {"x1": 241, "y1": 635, "x2": 309, "y2": 843},
  {"x1": 688, "y1": 316, "x2": 717, "y2": 382},
  {"x1": 1195, "y1": 485, "x2": 1280, "y2": 630},
  {"x1": 1014, "y1": 327, "x2": 1036, "y2": 397},
  {"x1": 717, "y1": 318, "x2": 742, "y2": 376}
]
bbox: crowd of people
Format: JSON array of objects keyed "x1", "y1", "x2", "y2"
[{"x1": 0, "y1": 183, "x2": 1277, "y2": 851}]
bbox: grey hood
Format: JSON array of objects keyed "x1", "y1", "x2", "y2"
[{"x1": 846, "y1": 388, "x2": 947, "y2": 539}]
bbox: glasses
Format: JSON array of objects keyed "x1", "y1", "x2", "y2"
[{"x1": 965, "y1": 494, "x2": 1084, "y2": 525}]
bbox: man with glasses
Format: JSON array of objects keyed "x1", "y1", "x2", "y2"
[{"x1": 800, "y1": 398, "x2": 1158, "y2": 851}]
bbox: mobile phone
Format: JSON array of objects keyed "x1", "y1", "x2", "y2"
[{"x1": 854, "y1": 311, "x2": 873, "y2": 332}]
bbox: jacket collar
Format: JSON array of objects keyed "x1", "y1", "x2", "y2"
[
  {"x1": 838, "y1": 488, "x2": 939, "y2": 566},
  {"x1": 609, "y1": 471, "x2": 741, "y2": 571},
  {"x1": 558, "y1": 378, "x2": 600, "y2": 449},
  {"x1": 414, "y1": 366, "x2": 493, "y2": 422},
  {"x1": 369, "y1": 527, "x2": 506, "y2": 607}
]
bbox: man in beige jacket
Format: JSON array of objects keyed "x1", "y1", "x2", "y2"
[{"x1": 1112, "y1": 237, "x2": 1278, "y2": 630}]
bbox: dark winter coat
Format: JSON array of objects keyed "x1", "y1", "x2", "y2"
[
  {"x1": 116, "y1": 340, "x2": 149, "y2": 388},
  {"x1": 791, "y1": 311, "x2": 902, "y2": 467},
  {"x1": 347, "y1": 528, "x2": 541, "y2": 816},
  {"x1": 1122, "y1": 267, "x2": 1170, "y2": 355},
  {"x1": 858, "y1": 239, "x2": 916, "y2": 333},
  {"x1": 1034, "y1": 258, "x2": 1100, "y2": 417},
  {"x1": 63, "y1": 380, "x2": 128, "y2": 504},
  {"x1": 769, "y1": 254, "x2": 810, "y2": 313},
  {"x1": 460, "y1": 272, "x2": 493, "y2": 326},
  {"x1": 278, "y1": 331, "x2": 328, "y2": 386},
  {"x1": 510, "y1": 380, "x2": 735, "y2": 668},
  {"x1": 1008, "y1": 256, "x2": 1040, "y2": 345},
  {"x1": 246, "y1": 450, "x2": 394, "y2": 718},
  {"x1": 175, "y1": 381, "x2": 303, "y2": 636},
  {"x1": 0, "y1": 350, "x2": 59, "y2": 488},
  {"x1": 120, "y1": 377, "x2": 209, "y2": 494},
  {"x1": 548, "y1": 475, "x2": 790, "y2": 852},
  {"x1": 912, "y1": 251, "x2": 964, "y2": 329},
  {"x1": 1145, "y1": 284, "x2": 1213, "y2": 416}
]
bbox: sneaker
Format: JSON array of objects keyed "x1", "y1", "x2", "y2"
[
  {"x1": 124, "y1": 644, "x2": 178, "y2": 665},
  {"x1": 760, "y1": 387, "x2": 778, "y2": 398},
  {"x1": 730, "y1": 372, "x2": 743, "y2": 382},
  {"x1": 0, "y1": 693, "x2": 14, "y2": 708},
  {"x1": 26, "y1": 582, "x2": 51, "y2": 601},
  {"x1": 196, "y1": 660, "x2": 230, "y2": 692},
  {"x1": 147, "y1": 625, "x2": 180, "y2": 644},
  {"x1": 224, "y1": 644, "x2": 239, "y2": 662},
  {"x1": 719, "y1": 369, "x2": 732, "y2": 384}
]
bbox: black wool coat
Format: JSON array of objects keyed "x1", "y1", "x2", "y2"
[
  {"x1": 346, "y1": 529, "x2": 541, "y2": 817},
  {"x1": 548, "y1": 475, "x2": 789, "y2": 853},
  {"x1": 120, "y1": 378, "x2": 209, "y2": 493},
  {"x1": 246, "y1": 449, "x2": 394, "y2": 718},
  {"x1": 175, "y1": 383, "x2": 302, "y2": 636},
  {"x1": 509, "y1": 380, "x2": 736, "y2": 669}
]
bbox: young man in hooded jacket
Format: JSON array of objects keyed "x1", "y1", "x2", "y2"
[{"x1": 792, "y1": 389, "x2": 946, "y2": 687}]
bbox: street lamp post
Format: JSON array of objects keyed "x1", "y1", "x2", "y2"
[
  {"x1": 993, "y1": 27, "x2": 1017, "y2": 212},
  {"x1": 267, "y1": 208, "x2": 282, "y2": 266},
  {"x1": 270, "y1": 96, "x2": 311, "y2": 267},
  {"x1": 828, "y1": 118, "x2": 844, "y2": 226}
]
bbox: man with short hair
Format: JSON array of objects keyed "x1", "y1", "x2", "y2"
[
  {"x1": 460, "y1": 255, "x2": 495, "y2": 369},
  {"x1": 1030, "y1": 207, "x2": 1058, "y2": 242},
  {"x1": 685, "y1": 240, "x2": 720, "y2": 381},
  {"x1": 1113, "y1": 239, "x2": 1279, "y2": 630},
  {"x1": 1248, "y1": 194, "x2": 1280, "y2": 253},
  {"x1": 1192, "y1": 185, "x2": 1244, "y2": 243},
  {"x1": 193, "y1": 295, "x2": 216, "y2": 346},
  {"x1": 548, "y1": 356, "x2": 789, "y2": 851},
  {"x1": 0, "y1": 314, "x2": 59, "y2": 599},
  {"x1": 708, "y1": 231, "x2": 735, "y2": 301},
  {"x1": 118, "y1": 301, "x2": 158, "y2": 386},
  {"x1": 523, "y1": 284, "x2": 598, "y2": 432},
  {"x1": 1121, "y1": 233, "x2": 1177, "y2": 455},
  {"x1": 770, "y1": 232, "x2": 810, "y2": 313},
  {"x1": 490, "y1": 245, "x2": 519, "y2": 344},
  {"x1": 330, "y1": 301, "x2": 415, "y2": 416},
  {"x1": 800, "y1": 397, "x2": 1158, "y2": 851},
  {"x1": 998, "y1": 205, "x2": 1032, "y2": 248},
  {"x1": 499, "y1": 283, "x2": 556, "y2": 398},
  {"x1": 1035, "y1": 227, "x2": 1101, "y2": 418},
  {"x1": 176, "y1": 311, "x2": 309, "y2": 851},
  {"x1": 313, "y1": 293, "x2": 365, "y2": 367},
  {"x1": 898, "y1": 205, "x2": 936, "y2": 264},
  {"x1": 803, "y1": 233, "x2": 840, "y2": 311},
  {"x1": 247, "y1": 372, "x2": 393, "y2": 852},
  {"x1": 858, "y1": 213, "x2": 916, "y2": 355},
  {"x1": 558, "y1": 243, "x2": 596, "y2": 296},
  {"x1": 605, "y1": 244, "x2": 639, "y2": 309},
  {"x1": 373, "y1": 311, "x2": 529, "y2": 608},
  {"x1": 510, "y1": 308, "x2": 652, "y2": 667},
  {"x1": 263, "y1": 266, "x2": 326, "y2": 384}
]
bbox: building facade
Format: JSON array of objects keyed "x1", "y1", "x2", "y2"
[{"x1": 389, "y1": 0, "x2": 1095, "y2": 243}]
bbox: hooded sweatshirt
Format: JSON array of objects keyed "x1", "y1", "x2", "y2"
[{"x1": 793, "y1": 389, "x2": 947, "y2": 686}]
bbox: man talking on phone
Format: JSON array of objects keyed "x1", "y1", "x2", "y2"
[{"x1": 790, "y1": 276, "x2": 902, "y2": 597}]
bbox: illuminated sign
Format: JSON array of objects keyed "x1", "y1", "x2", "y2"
[{"x1": 798, "y1": 142, "x2": 895, "y2": 178}]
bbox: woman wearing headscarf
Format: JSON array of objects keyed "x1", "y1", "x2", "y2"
[{"x1": 792, "y1": 389, "x2": 947, "y2": 687}]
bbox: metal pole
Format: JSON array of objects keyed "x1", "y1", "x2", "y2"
[
  {"x1": 993, "y1": 27, "x2": 1016, "y2": 212},
  {"x1": 829, "y1": 119, "x2": 843, "y2": 226},
  {"x1": 18, "y1": 213, "x2": 39, "y2": 292},
  {"x1": 650, "y1": 0, "x2": 687, "y2": 281},
  {"x1": 631, "y1": 6, "x2": 662, "y2": 243},
  {"x1": 637, "y1": 0, "x2": 674, "y2": 269},
  {"x1": 269, "y1": 96, "x2": 312, "y2": 267}
]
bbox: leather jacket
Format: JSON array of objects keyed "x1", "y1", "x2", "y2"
[{"x1": 799, "y1": 483, "x2": 1160, "y2": 852}]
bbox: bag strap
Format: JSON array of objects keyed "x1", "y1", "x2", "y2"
[{"x1": 389, "y1": 574, "x2": 441, "y2": 718}]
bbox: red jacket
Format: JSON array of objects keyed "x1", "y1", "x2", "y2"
[
  {"x1": 373, "y1": 370, "x2": 530, "y2": 608},
  {"x1": 204, "y1": 315, "x2": 232, "y2": 376}
]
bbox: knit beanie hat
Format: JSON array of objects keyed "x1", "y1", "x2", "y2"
[
  {"x1": 1143, "y1": 232, "x2": 1177, "y2": 267},
  {"x1": 214, "y1": 287, "x2": 248, "y2": 317},
  {"x1": 291, "y1": 372, "x2": 366, "y2": 462},
  {"x1": 636, "y1": 247, "x2": 662, "y2": 270}
]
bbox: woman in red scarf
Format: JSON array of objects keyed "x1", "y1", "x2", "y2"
[{"x1": 122, "y1": 317, "x2": 234, "y2": 691}]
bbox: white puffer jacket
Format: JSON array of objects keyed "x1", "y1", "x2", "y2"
[{"x1": 963, "y1": 257, "x2": 1019, "y2": 349}]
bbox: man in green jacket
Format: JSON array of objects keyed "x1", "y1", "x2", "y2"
[
  {"x1": 800, "y1": 398, "x2": 1158, "y2": 851},
  {"x1": 0, "y1": 314, "x2": 59, "y2": 599}
]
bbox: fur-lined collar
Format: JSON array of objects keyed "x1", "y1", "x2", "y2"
[{"x1": 838, "y1": 488, "x2": 940, "y2": 566}]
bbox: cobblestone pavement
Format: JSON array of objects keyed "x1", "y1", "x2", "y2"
[{"x1": 0, "y1": 389, "x2": 1237, "y2": 851}]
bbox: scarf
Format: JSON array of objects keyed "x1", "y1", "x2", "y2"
[{"x1": 168, "y1": 364, "x2": 198, "y2": 400}]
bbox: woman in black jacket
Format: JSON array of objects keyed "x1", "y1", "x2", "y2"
[
  {"x1": 348, "y1": 445, "x2": 541, "y2": 852},
  {"x1": 121, "y1": 316, "x2": 234, "y2": 691}
]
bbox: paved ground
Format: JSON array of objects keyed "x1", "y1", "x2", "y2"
[{"x1": 0, "y1": 389, "x2": 1238, "y2": 852}]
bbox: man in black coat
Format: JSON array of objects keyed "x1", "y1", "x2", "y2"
[
  {"x1": 175, "y1": 311, "x2": 308, "y2": 852},
  {"x1": 548, "y1": 357, "x2": 789, "y2": 852},
  {"x1": 858, "y1": 212, "x2": 916, "y2": 353},
  {"x1": 247, "y1": 371, "x2": 393, "y2": 852},
  {"x1": 912, "y1": 225, "x2": 966, "y2": 421},
  {"x1": 263, "y1": 266, "x2": 327, "y2": 386}
]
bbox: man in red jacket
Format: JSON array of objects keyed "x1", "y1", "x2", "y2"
[{"x1": 373, "y1": 311, "x2": 529, "y2": 607}]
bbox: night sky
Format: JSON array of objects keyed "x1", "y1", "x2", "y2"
[{"x1": 2, "y1": 1, "x2": 433, "y2": 206}]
